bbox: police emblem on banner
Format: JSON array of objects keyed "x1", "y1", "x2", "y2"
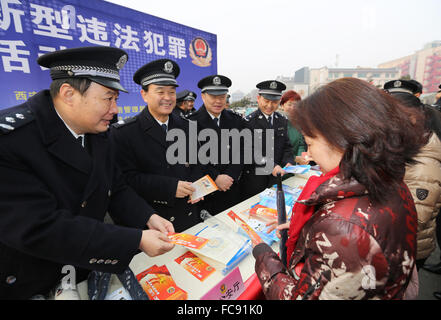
[{"x1": 189, "y1": 37, "x2": 212, "y2": 67}]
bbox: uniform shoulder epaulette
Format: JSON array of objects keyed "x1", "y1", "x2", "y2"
[
  {"x1": 179, "y1": 112, "x2": 189, "y2": 121},
  {"x1": 0, "y1": 104, "x2": 34, "y2": 135},
  {"x1": 185, "y1": 111, "x2": 197, "y2": 120},
  {"x1": 111, "y1": 116, "x2": 137, "y2": 129},
  {"x1": 275, "y1": 111, "x2": 288, "y2": 119},
  {"x1": 245, "y1": 110, "x2": 258, "y2": 121},
  {"x1": 225, "y1": 108, "x2": 240, "y2": 116}
]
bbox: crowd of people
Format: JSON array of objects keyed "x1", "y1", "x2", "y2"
[{"x1": 0, "y1": 45, "x2": 440, "y2": 300}]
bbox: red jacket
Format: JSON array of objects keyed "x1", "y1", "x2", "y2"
[{"x1": 253, "y1": 174, "x2": 418, "y2": 300}]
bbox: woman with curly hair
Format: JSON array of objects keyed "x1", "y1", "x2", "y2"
[{"x1": 253, "y1": 78, "x2": 425, "y2": 300}]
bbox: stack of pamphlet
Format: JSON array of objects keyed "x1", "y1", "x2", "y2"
[
  {"x1": 136, "y1": 265, "x2": 188, "y2": 300},
  {"x1": 190, "y1": 214, "x2": 252, "y2": 275}
]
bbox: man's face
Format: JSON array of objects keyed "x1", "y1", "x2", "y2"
[
  {"x1": 202, "y1": 93, "x2": 227, "y2": 116},
  {"x1": 257, "y1": 95, "x2": 280, "y2": 116},
  {"x1": 73, "y1": 81, "x2": 119, "y2": 134},
  {"x1": 184, "y1": 100, "x2": 195, "y2": 111},
  {"x1": 141, "y1": 84, "x2": 176, "y2": 119}
]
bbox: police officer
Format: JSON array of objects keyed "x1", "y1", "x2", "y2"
[
  {"x1": 187, "y1": 75, "x2": 245, "y2": 215},
  {"x1": 384, "y1": 79, "x2": 421, "y2": 96},
  {"x1": 173, "y1": 89, "x2": 197, "y2": 117},
  {"x1": 240, "y1": 80, "x2": 294, "y2": 200},
  {"x1": 0, "y1": 47, "x2": 175, "y2": 299},
  {"x1": 111, "y1": 59, "x2": 204, "y2": 232}
]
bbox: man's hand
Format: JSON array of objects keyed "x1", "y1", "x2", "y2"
[
  {"x1": 138, "y1": 229, "x2": 174, "y2": 257},
  {"x1": 188, "y1": 196, "x2": 204, "y2": 204},
  {"x1": 271, "y1": 165, "x2": 286, "y2": 177},
  {"x1": 176, "y1": 181, "x2": 195, "y2": 198},
  {"x1": 147, "y1": 213, "x2": 175, "y2": 234},
  {"x1": 215, "y1": 174, "x2": 234, "y2": 191}
]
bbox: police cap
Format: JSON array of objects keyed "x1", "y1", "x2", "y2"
[
  {"x1": 198, "y1": 75, "x2": 231, "y2": 96},
  {"x1": 408, "y1": 80, "x2": 423, "y2": 94},
  {"x1": 133, "y1": 59, "x2": 180, "y2": 87},
  {"x1": 384, "y1": 79, "x2": 419, "y2": 95},
  {"x1": 256, "y1": 80, "x2": 286, "y2": 101},
  {"x1": 38, "y1": 46, "x2": 129, "y2": 93},
  {"x1": 176, "y1": 90, "x2": 197, "y2": 103}
]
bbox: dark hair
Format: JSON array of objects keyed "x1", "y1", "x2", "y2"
[
  {"x1": 280, "y1": 90, "x2": 301, "y2": 105},
  {"x1": 49, "y1": 77, "x2": 92, "y2": 99},
  {"x1": 290, "y1": 78, "x2": 425, "y2": 204},
  {"x1": 391, "y1": 91, "x2": 441, "y2": 142}
]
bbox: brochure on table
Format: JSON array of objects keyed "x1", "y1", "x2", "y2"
[{"x1": 76, "y1": 173, "x2": 315, "y2": 300}]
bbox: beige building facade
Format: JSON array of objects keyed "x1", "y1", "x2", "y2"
[
  {"x1": 308, "y1": 66, "x2": 399, "y2": 93},
  {"x1": 379, "y1": 41, "x2": 441, "y2": 94}
]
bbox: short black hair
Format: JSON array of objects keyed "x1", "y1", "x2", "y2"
[{"x1": 49, "y1": 78, "x2": 92, "y2": 99}]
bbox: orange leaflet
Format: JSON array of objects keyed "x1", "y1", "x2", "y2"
[
  {"x1": 168, "y1": 233, "x2": 209, "y2": 249},
  {"x1": 249, "y1": 204, "x2": 278, "y2": 222},
  {"x1": 175, "y1": 251, "x2": 216, "y2": 281},
  {"x1": 227, "y1": 210, "x2": 263, "y2": 246},
  {"x1": 136, "y1": 265, "x2": 187, "y2": 300}
]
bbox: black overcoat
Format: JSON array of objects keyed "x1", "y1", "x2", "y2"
[
  {"x1": 0, "y1": 91, "x2": 153, "y2": 299},
  {"x1": 111, "y1": 107, "x2": 204, "y2": 231}
]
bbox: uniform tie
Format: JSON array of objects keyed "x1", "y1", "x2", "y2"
[
  {"x1": 77, "y1": 136, "x2": 84, "y2": 147},
  {"x1": 267, "y1": 115, "x2": 273, "y2": 127},
  {"x1": 161, "y1": 124, "x2": 168, "y2": 133},
  {"x1": 213, "y1": 117, "x2": 219, "y2": 127}
]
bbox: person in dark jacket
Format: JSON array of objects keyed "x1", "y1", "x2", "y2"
[
  {"x1": 111, "y1": 59, "x2": 204, "y2": 232},
  {"x1": 240, "y1": 80, "x2": 294, "y2": 200},
  {"x1": 187, "y1": 75, "x2": 245, "y2": 215},
  {"x1": 0, "y1": 47, "x2": 174, "y2": 300},
  {"x1": 172, "y1": 90, "x2": 197, "y2": 117}
]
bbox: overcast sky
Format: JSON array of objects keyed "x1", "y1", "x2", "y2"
[{"x1": 106, "y1": 0, "x2": 441, "y2": 94}]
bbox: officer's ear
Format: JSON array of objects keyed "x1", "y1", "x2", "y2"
[
  {"x1": 140, "y1": 88, "x2": 149, "y2": 104},
  {"x1": 201, "y1": 93, "x2": 208, "y2": 105},
  {"x1": 58, "y1": 83, "x2": 76, "y2": 106}
]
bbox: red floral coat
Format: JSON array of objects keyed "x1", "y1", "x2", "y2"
[{"x1": 253, "y1": 174, "x2": 418, "y2": 300}]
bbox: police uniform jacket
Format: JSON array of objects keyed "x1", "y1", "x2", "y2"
[
  {"x1": 111, "y1": 107, "x2": 204, "y2": 232},
  {"x1": 172, "y1": 106, "x2": 186, "y2": 118},
  {"x1": 244, "y1": 109, "x2": 293, "y2": 168},
  {"x1": 186, "y1": 105, "x2": 245, "y2": 182},
  {"x1": 240, "y1": 109, "x2": 294, "y2": 199},
  {"x1": 186, "y1": 105, "x2": 245, "y2": 214},
  {"x1": 0, "y1": 90, "x2": 154, "y2": 299}
]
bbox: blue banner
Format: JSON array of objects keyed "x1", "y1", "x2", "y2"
[{"x1": 0, "y1": 0, "x2": 217, "y2": 119}]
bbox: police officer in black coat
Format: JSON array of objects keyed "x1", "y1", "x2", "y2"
[
  {"x1": 187, "y1": 75, "x2": 246, "y2": 215},
  {"x1": 111, "y1": 59, "x2": 205, "y2": 232},
  {"x1": 240, "y1": 80, "x2": 294, "y2": 200},
  {"x1": 0, "y1": 47, "x2": 175, "y2": 300},
  {"x1": 172, "y1": 89, "x2": 197, "y2": 117}
]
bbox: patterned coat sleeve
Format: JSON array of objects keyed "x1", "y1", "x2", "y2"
[{"x1": 254, "y1": 215, "x2": 389, "y2": 300}]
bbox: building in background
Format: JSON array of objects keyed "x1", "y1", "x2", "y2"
[
  {"x1": 242, "y1": 41, "x2": 441, "y2": 105},
  {"x1": 231, "y1": 90, "x2": 245, "y2": 102},
  {"x1": 304, "y1": 66, "x2": 399, "y2": 94},
  {"x1": 275, "y1": 67, "x2": 310, "y2": 99},
  {"x1": 379, "y1": 41, "x2": 441, "y2": 94}
]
